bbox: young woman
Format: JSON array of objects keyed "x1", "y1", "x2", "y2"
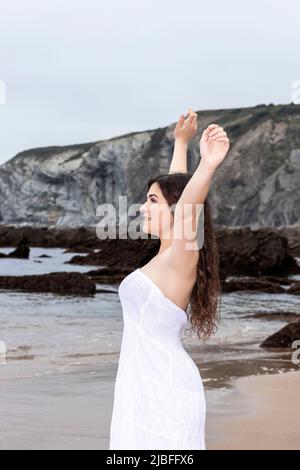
[{"x1": 109, "y1": 109, "x2": 230, "y2": 450}]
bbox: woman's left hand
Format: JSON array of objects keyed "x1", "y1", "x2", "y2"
[{"x1": 199, "y1": 124, "x2": 230, "y2": 170}]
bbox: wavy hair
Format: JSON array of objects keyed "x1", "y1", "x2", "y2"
[{"x1": 147, "y1": 172, "x2": 222, "y2": 341}]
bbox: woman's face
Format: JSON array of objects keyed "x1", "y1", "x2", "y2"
[{"x1": 139, "y1": 182, "x2": 173, "y2": 237}]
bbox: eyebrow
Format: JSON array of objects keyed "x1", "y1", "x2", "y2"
[{"x1": 147, "y1": 193, "x2": 158, "y2": 199}]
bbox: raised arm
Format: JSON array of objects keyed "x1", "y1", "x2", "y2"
[
  {"x1": 169, "y1": 123, "x2": 230, "y2": 274},
  {"x1": 169, "y1": 108, "x2": 198, "y2": 175}
]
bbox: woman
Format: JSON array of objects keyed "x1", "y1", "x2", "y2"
[{"x1": 109, "y1": 109, "x2": 230, "y2": 450}]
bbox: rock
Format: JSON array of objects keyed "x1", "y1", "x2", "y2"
[
  {"x1": 0, "y1": 103, "x2": 300, "y2": 228},
  {"x1": 0, "y1": 236, "x2": 30, "y2": 259},
  {"x1": 67, "y1": 228, "x2": 299, "y2": 281},
  {"x1": 277, "y1": 225, "x2": 300, "y2": 257},
  {"x1": 0, "y1": 225, "x2": 100, "y2": 249},
  {"x1": 258, "y1": 276, "x2": 294, "y2": 285},
  {"x1": 217, "y1": 226, "x2": 299, "y2": 277},
  {"x1": 221, "y1": 278, "x2": 285, "y2": 293},
  {"x1": 86, "y1": 267, "x2": 132, "y2": 284},
  {"x1": 287, "y1": 282, "x2": 300, "y2": 295},
  {"x1": 95, "y1": 288, "x2": 118, "y2": 294},
  {"x1": 66, "y1": 237, "x2": 160, "y2": 271},
  {"x1": 7, "y1": 245, "x2": 30, "y2": 259},
  {"x1": 244, "y1": 311, "x2": 300, "y2": 322},
  {"x1": 260, "y1": 320, "x2": 300, "y2": 348},
  {"x1": 63, "y1": 246, "x2": 95, "y2": 254},
  {"x1": 0, "y1": 225, "x2": 299, "y2": 283},
  {"x1": 0, "y1": 272, "x2": 96, "y2": 295}
]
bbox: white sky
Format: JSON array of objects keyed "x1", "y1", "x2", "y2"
[{"x1": 0, "y1": 0, "x2": 299, "y2": 165}]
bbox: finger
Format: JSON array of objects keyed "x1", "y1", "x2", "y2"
[
  {"x1": 201, "y1": 124, "x2": 219, "y2": 141},
  {"x1": 208, "y1": 127, "x2": 224, "y2": 138},
  {"x1": 213, "y1": 137, "x2": 229, "y2": 143},
  {"x1": 209, "y1": 130, "x2": 227, "y2": 140},
  {"x1": 187, "y1": 108, "x2": 197, "y2": 119},
  {"x1": 202, "y1": 124, "x2": 218, "y2": 135},
  {"x1": 176, "y1": 114, "x2": 185, "y2": 127}
]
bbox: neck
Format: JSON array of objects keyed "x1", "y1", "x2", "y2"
[{"x1": 158, "y1": 238, "x2": 173, "y2": 255}]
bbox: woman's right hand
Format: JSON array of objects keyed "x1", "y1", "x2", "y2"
[{"x1": 173, "y1": 108, "x2": 198, "y2": 143}]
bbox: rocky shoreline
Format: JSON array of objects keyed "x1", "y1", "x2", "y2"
[
  {"x1": 0, "y1": 224, "x2": 299, "y2": 286},
  {"x1": 0, "y1": 223, "x2": 299, "y2": 262},
  {"x1": 1, "y1": 223, "x2": 300, "y2": 349}
]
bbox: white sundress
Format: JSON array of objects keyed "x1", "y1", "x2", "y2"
[{"x1": 109, "y1": 268, "x2": 206, "y2": 450}]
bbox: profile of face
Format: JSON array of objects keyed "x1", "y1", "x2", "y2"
[{"x1": 139, "y1": 182, "x2": 174, "y2": 238}]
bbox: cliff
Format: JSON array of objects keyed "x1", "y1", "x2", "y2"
[{"x1": 0, "y1": 102, "x2": 299, "y2": 228}]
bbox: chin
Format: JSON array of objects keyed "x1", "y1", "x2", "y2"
[{"x1": 142, "y1": 223, "x2": 154, "y2": 236}]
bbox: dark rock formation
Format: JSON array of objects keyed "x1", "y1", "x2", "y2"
[
  {"x1": 244, "y1": 311, "x2": 299, "y2": 322},
  {"x1": 0, "y1": 225, "x2": 100, "y2": 249},
  {"x1": 217, "y1": 226, "x2": 299, "y2": 277},
  {"x1": 0, "y1": 236, "x2": 30, "y2": 259},
  {"x1": 221, "y1": 278, "x2": 285, "y2": 294},
  {"x1": 260, "y1": 320, "x2": 300, "y2": 348},
  {"x1": 0, "y1": 103, "x2": 300, "y2": 228},
  {"x1": 277, "y1": 226, "x2": 300, "y2": 257},
  {"x1": 0, "y1": 272, "x2": 96, "y2": 295},
  {"x1": 67, "y1": 237, "x2": 160, "y2": 270},
  {"x1": 258, "y1": 276, "x2": 294, "y2": 285},
  {"x1": 0, "y1": 225, "x2": 299, "y2": 285},
  {"x1": 288, "y1": 282, "x2": 300, "y2": 295}
]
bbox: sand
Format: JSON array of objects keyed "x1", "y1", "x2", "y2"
[
  {"x1": 206, "y1": 370, "x2": 300, "y2": 450},
  {"x1": 0, "y1": 364, "x2": 113, "y2": 450},
  {"x1": 1, "y1": 363, "x2": 299, "y2": 450}
]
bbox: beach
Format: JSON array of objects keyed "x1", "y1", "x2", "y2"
[
  {"x1": 0, "y1": 247, "x2": 299, "y2": 449},
  {"x1": 0, "y1": 363, "x2": 114, "y2": 450},
  {"x1": 1, "y1": 364, "x2": 299, "y2": 449},
  {"x1": 206, "y1": 370, "x2": 300, "y2": 450}
]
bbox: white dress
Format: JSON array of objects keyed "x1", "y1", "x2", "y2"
[{"x1": 109, "y1": 268, "x2": 206, "y2": 450}]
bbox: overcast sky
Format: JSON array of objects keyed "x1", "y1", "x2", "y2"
[{"x1": 0, "y1": 0, "x2": 299, "y2": 165}]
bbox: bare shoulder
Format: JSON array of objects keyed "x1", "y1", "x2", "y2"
[{"x1": 140, "y1": 247, "x2": 199, "y2": 311}]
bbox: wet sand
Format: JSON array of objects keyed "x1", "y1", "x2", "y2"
[
  {"x1": 206, "y1": 370, "x2": 300, "y2": 450},
  {"x1": 0, "y1": 364, "x2": 114, "y2": 450},
  {"x1": 1, "y1": 363, "x2": 299, "y2": 449}
]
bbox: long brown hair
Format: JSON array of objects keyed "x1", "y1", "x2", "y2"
[{"x1": 147, "y1": 172, "x2": 222, "y2": 342}]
